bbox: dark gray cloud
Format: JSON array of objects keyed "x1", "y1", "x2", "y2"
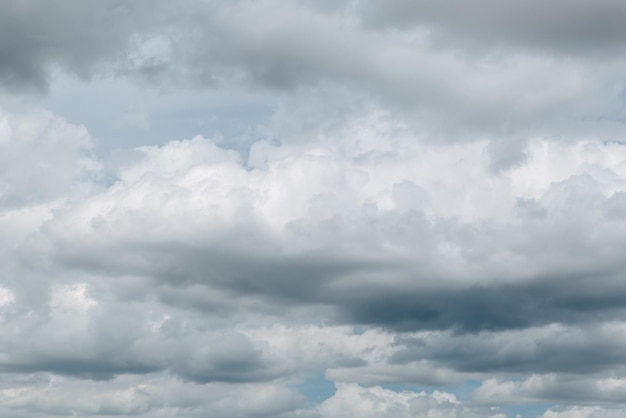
[
  {"x1": 0, "y1": 0, "x2": 168, "y2": 92},
  {"x1": 391, "y1": 324, "x2": 626, "y2": 375},
  {"x1": 334, "y1": 273, "x2": 626, "y2": 332},
  {"x1": 46, "y1": 234, "x2": 626, "y2": 333},
  {"x1": 358, "y1": 0, "x2": 626, "y2": 56},
  {"x1": 149, "y1": 1, "x2": 626, "y2": 145},
  {"x1": 0, "y1": 287, "x2": 291, "y2": 383},
  {"x1": 3, "y1": 0, "x2": 626, "y2": 146}
]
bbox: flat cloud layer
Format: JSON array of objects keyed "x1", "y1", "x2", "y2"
[
  {"x1": 358, "y1": 0, "x2": 626, "y2": 55},
  {"x1": 2, "y1": 1, "x2": 626, "y2": 417}
]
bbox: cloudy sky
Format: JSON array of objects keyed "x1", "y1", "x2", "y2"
[{"x1": 2, "y1": 1, "x2": 626, "y2": 417}]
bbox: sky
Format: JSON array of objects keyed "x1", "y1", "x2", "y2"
[{"x1": 2, "y1": 1, "x2": 626, "y2": 417}]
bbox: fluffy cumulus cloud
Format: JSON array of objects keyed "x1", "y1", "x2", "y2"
[
  {"x1": 316, "y1": 383, "x2": 506, "y2": 418},
  {"x1": 2, "y1": 1, "x2": 626, "y2": 417}
]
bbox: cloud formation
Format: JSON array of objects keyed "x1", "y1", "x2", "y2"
[
  {"x1": 358, "y1": 0, "x2": 626, "y2": 56},
  {"x1": 0, "y1": 0, "x2": 173, "y2": 92},
  {"x1": 2, "y1": 1, "x2": 626, "y2": 417}
]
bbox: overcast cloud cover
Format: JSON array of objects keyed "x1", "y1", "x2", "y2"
[{"x1": 2, "y1": 1, "x2": 626, "y2": 417}]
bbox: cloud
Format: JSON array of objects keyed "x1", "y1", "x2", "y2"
[
  {"x1": 390, "y1": 323, "x2": 626, "y2": 376},
  {"x1": 0, "y1": 108, "x2": 97, "y2": 209},
  {"x1": 3, "y1": 1, "x2": 626, "y2": 416},
  {"x1": 0, "y1": 373, "x2": 306, "y2": 418},
  {"x1": 357, "y1": 0, "x2": 626, "y2": 56},
  {"x1": 0, "y1": 0, "x2": 171, "y2": 92},
  {"x1": 316, "y1": 383, "x2": 505, "y2": 418},
  {"x1": 160, "y1": 1, "x2": 626, "y2": 143},
  {"x1": 542, "y1": 406, "x2": 626, "y2": 418},
  {"x1": 29, "y1": 123, "x2": 626, "y2": 335},
  {"x1": 474, "y1": 374, "x2": 626, "y2": 405},
  {"x1": 0, "y1": 108, "x2": 624, "y2": 413},
  {"x1": 4, "y1": 0, "x2": 626, "y2": 145}
]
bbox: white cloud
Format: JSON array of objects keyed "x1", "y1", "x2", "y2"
[
  {"x1": 35, "y1": 117, "x2": 626, "y2": 296},
  {"x1": 0, "y1": 288, "x2": 14, "y2": 308},
  {"x1": 316, "y1": 383, "x2": 504, "y2": 418},
  {"x1": 542, "y1": 406, "x2": 626, "y2": 418},
  {"x1": 0, "y1": 108, "x2": 98, "y2": 209},
  {"x1": 474, "y1": 375, "x2": 626, "y2": 405},
  {"x1": 0, "y1": 374, "x2": 305, "y2": 418}
]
